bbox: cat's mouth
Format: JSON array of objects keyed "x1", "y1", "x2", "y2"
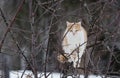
[{"x1": 72, "y1": 33, "x2": 76, "y2": 35}]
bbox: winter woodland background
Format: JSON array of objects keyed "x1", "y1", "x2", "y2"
[{"x1": 0, "y1": 0, "x2": 120, "y2": 78}]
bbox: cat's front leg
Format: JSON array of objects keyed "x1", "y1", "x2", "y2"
[
  {"x1": 69, "y1": 53, "x2": 79, "y2": 68},
  {"x1": 73, "y1": 60, "x2": 78, "y2": 68},
  {"x1": 74, "y1": 56, "x2": 81, "y2": 68},
  {"x1": 71, "y1": 58, "x2": 79, "y2": 68}
]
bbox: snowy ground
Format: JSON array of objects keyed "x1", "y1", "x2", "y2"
[{"x1": 9, "y1": 70, "x2": 118, "y2": 78}]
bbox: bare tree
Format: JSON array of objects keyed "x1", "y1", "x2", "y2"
[{"x1": 0, "y1": 0, "x2": 120, "y2": 78}]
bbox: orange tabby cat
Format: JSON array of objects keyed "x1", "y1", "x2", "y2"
[{"x1": 58, "y1": 21, "x2": 87, "y2": 68}]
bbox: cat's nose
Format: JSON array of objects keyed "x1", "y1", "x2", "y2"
[{"x1": 73, "y1": 33, "x2": 75, "y2": 35}]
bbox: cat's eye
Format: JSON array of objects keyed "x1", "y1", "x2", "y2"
[
  {"x1": 76, "y1": 30, "x2": 78, "y2": 32},
  {"x1": 70, "y1": 30, "x2": 72, "y2": 32}
]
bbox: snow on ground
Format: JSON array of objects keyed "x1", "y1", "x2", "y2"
[{"x1": 9, "y1": 70, "x2": 107, "y2": 78}]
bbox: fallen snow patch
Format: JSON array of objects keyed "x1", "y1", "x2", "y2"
[{"x1": 9, "y1": 70, "x2": 109, "y2": 78}]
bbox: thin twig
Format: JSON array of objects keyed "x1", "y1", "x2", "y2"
[{"x1": 0, "y1": 0, "x2": 25, "y2": 52}]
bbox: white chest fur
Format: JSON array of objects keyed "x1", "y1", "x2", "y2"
[{"x1": 66, "y1": 31, "x2": 85, "y2": 50}]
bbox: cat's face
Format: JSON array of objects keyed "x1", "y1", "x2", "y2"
[{"x1": 66, "y1": 21, "x2": 81, "y2": 35}]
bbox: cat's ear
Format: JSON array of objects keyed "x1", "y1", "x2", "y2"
[
  {"x1": 77, "y1": 21, "x2": 82, "y2": 25},
  {"x1": 66, "y1": 21, "x2": 70, "y2": 26}
]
